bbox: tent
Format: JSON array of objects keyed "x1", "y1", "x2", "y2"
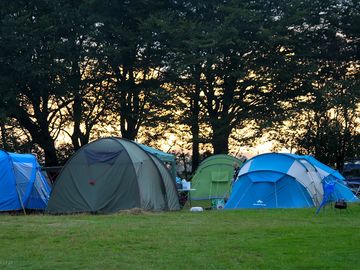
[
  {"x1": 302, "y1": 155, "x2": 359, "y2": 212},
  {"x1": 0, "y1": 150, "x2": 51, "y2": 212},
  {"x1": 225, "y1": 153, "x2": 358, "y2": 209},
  {"x1": 46, "y1": 137, "x2": 180, "y2": 214},
  {"x1": 135, "y1": 142, "x2": 177, "y2": 181},
  {"x1": 190, "y1": 154, "x2": 243, "y2": 200}
]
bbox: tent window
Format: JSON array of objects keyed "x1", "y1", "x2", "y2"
[
  {"x1": 84, "y1": 150, "x2": 122, "y2": 165},
  {"x1": 13, "y1": 162, "x2": 33, "y2": 197}
]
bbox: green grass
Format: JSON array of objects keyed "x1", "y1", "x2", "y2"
[{"x1": 1, "y1": 205, "x2": 360, "y2": 270}]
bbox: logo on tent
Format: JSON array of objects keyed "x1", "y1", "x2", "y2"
[{"x1": 253, "y1": 199, "x2": 266, "y2": 206}]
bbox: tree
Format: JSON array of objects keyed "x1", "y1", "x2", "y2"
[
  {"x1": 90, "y1": 0, "x2": 174, "y2": 141},
  {"x1": 165, "y1": 0, "x2": 293, "y2": 159},
  {"x1": 0, "y1": 1, "x2": 74, "y2": 165},
  {"x1": 54, "y1": 1, "x2": 114, "y2": 151},
  {"x1": 268, "y1": 0, "x2": 360, "y2": 170},
  {"x1": 0, "y1": 1, "x2": 118, "y2": 164}
]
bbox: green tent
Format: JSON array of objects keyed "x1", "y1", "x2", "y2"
[
  {"x1": 190, "y1": 154, "x2": 243, "y2": 200},
  {"x1": 46, "y1": 137, "x2": 180, "y2": 214}
]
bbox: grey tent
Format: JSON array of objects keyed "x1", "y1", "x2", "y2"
[
  {"x1": 46, "y1": 137, "x2": 180, "y2": 214},
  {"x1": 135, "y1": 142, "x2": 177, "y2": 181}
]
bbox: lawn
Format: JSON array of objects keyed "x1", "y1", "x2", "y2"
[{"x1": 1, "y1": 204, "x2": 360, "y2": 270}]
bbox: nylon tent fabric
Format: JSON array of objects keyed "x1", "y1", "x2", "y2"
[
  {"x1": 225, "y1": 153, "x2": 357, "y2": 209},
  {"x1": 298, "y1": 155, "x2": 357, "y2": 203},
  {"x1": 307, "y1": 157, "x2": 359, "y2": 209},
  {"x1": 190, "y1": 154, "x2": 243, "y2": 200},
  {"x1": 148, "y1": 155, "x2": 180, "y2": 210},
  {"x1": 135, "y1": 142, "x2": 177, "y2": 181},
  {"x1": 0, "y1": 150, "x2": 51, "y2": 211},
  {"x1": 226, "y1": 172, "x2": 314, "y2": 208},
  {"x1": 302, "y1": 156, "x2": 345, "y2": 180},
  {"x1": 46, "y1": 137, "x2": 180, "y2": 214}
]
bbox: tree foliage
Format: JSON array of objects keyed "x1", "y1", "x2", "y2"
[
  {"x1": 0, "y1": 0, "x2": 358, "y2": 169},
  {"x1": 268, "y1": 0, "x2": 360, "y2": 169}
]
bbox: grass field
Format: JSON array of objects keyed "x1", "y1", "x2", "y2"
[{"x1": 1, "y1": 204, "x2": 360, "y2": 270}]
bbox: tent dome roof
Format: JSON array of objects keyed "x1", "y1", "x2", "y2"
[{"x1": 46, "y1": 137, "x2": 180, "y2": 214}]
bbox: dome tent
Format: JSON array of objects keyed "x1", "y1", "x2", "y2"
[
  {"x1": 0, "y1": 150, "x2": 51, "y2": 212},
  {"x1": 190, "y1": 154, "x2": 243, "y2": 200},
  {"x1": 46, "y1": 137, "x2": 180, "y2": 214},
  {"x1": 225, "y1": 153, "x2": 358, "y2": 209}
]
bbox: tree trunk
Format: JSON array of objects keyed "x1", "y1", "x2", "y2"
[
  {"x1": 191, "y1": 82, "x2": 201, "y2": 172},
  {"x1": 120, "y1": 118, "x2": 138, "y2": 140},
  {"x1": 14, "y1": 105, "x2": 59, "y2": 166},
  {"x1": 0, "y1": 121, "x2": 9, "y2": 150},
  {"x1": 191, "y1": 128, "x2": 200, "y2": 173},
  {"x1": 211, "y1": 124, "x2": 231, "y2": 154},
  {"x1": 70, "y1": 56, "x2": 85, "y2": 151},
  {"x1": 43, "y1": 142, "x2": 59, "y2": 166},
  {"x1": 71, "y1": 94, "x2": 83, "y2": 151},
  {"x1": 31, "y1": 129, "x2": 59, "y2": 166},
  {"x1": 119, "y1": 69, "x2": 140, "y2": 141}
]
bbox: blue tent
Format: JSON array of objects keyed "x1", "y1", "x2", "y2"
[
  {"x1": 0, "y1": 150, "x2": 51, "y2": 211},
  {"x1": 303, "y1": 155, "x2": 359, "y2": 212},
  {"x1": 225, "y1": 153, "x2": 358, "y2": 209}
]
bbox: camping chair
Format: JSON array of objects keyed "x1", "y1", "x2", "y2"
[{"x1": 316, "y1": 181, "x2": 335, "y2": 214}]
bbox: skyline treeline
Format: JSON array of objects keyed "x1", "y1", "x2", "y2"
[{"x1": 0, "y1": 0, "x2": 359, "y2": 171}]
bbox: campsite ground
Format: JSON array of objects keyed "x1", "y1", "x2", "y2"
[{"x1": 1, "y1": 205, "x2": 360, "y2": 270}]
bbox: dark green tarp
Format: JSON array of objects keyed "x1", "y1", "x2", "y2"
[{"x1": 46, "y1": 137, "x2": 180, "y2": 214}]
